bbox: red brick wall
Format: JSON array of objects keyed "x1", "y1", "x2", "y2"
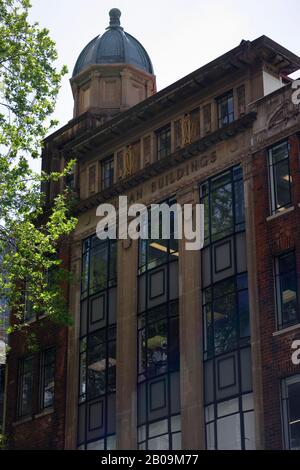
[
  {"x1": 253, "y1": 133, "x2": 300, "y2": 449},
  {"x1": 5, "y1": 243, "x2": 71, "y2": 450}
]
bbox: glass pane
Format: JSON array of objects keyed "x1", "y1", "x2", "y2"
[
  {"x1": 234, "y1": 179, "x2": 245, "y2": 226},
  {"x1": 171, "y1": 414, "x2": 181, "y2": 433},
  {"x1": 172, "y1": 432, "x2": 181, "y2": 450},
  {"x1": 271, "y1": 141, "x2": 289, "y2": 164},
  {"x1": 106, "y1": 435, "x2": 116, "y2": 450},
  {"x1": 87, "y1": 439, "x2": 105, "y2": 450},
  {"x1": 280, "y1": 271, "x2": 297, "y2": 325},
  {"x1": 217, "y1": 398, "x2": 239, "y2": 418},
  {"x1": 90, "y1": 244, "x2": 108, "y2": 293},
  {"x1": 204, "y1": 304, "x2": 213, "y2": 357},
  {"x1": 242, "y1": 393, "x2": 254, "y2": 411},
  {"x1": 149, "y1": 419, "x2": 168, "y2": 438},
  {"x1": 87, "y1": 331, "x2": 107, "y2": 398},
  {"x1": 169, "y1": 316, "x2": 179, "y2": 371},
  {"x1": 274, "y1": 159, "x2": 291, "y2": 209},
  {"x1": 109, "y1": 242, "x2": 117, "y2": 283},
  {"x1": 138, "y1": 425, "x2": 146, "y2": 442},
  {"x1": 213, "y1": 292, "x2": 236, "y2": 354},
  {"x1": 138, "y1": 328, "x2": 146, "y2": 376},
  {"x1": 239, "y1": 290, "x2": 250, "y2": 338},
  {"x1": 211, "y1": 183, "x2": 233, "y2": 240},
  {"x1": 108, "y1": 341, "x2": 116, "y2": 392},
  {"x1": 148, "y1": 434, "x2": 170, "y2": 450},
  {"x1": 20, "y1": 359, "x2": 33, "y2": 416},
  {"x1": 244, "y1": 410, "x2": 256, "y2": 450},
  {"x1": 217, "y1": 413, "x2": 241, "y2": 450},
  {"x1": 147, "y1": 318, "x2": 168, "y2": 377},
  {"x1": 206, "y1": 422, "x2": 215, "y2": 450},
  {"x1": 288, "y1": 381, "x2": 300, "y2": 449},
  {"x1": 79, "y1": 352, "x2": 86, "y2": 400}
]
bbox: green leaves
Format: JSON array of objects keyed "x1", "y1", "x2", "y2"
[{"x1": 0, "y1": 0, "x2": 77, "y2": 342}]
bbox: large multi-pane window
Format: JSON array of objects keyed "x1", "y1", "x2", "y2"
[
  {"x1": 217, "y1": 91, "x2": 234, "y2": 128},
  {"x1": 101, "y1": 156, "x2": 114, "y2": 190},
  {"x1": 200, "y1": 166, "x2": 255, "y2": 450},
  {"x1": 268, "y1": 140, "x2": 292, "y2": 215},
  {"x1": 137, "y1": 201, "x2": 181, "y2": 450},
  {"x1": 282, "y1": 374, "x2": 300, "y2": 450},
  {"x1": 78, "y1": 236, "x2": 117, "y2": 450},
  {"x1": 39, "y1": 348, "x2": 55, "y2": 410},
  {"x1": 17, "y1": 356, "x2": 34, "y2": 418},
  {"x1": 156, "y1": 125, "x2": 171, "y2": 160},
  {"x1": 275, "y1": 251, "x2": 299, "y2": 329}
]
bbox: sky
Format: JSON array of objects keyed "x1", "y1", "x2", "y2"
[{"x1": 28, "y1": 0, "x2": 300, "y2": 140}]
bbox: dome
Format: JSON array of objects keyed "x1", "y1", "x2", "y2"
[{"x1": 73, "y1": 9, "x2": 154, "y2": 77}]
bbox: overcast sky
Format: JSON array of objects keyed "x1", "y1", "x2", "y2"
[{"x1": 29, "y1": 0, "x2": 300, "y2": 133}]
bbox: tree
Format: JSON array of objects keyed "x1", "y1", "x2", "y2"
[{"x1": 0, "y1": 0, "x2": 77, "y2": 337}]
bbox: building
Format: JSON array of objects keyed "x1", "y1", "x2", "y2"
[
  {"x1": 4, "y1": 9, "x2": 300, "y2": 450},
  {"x1": 0, "y1": 250, "x2": 9, "y2": 434}
]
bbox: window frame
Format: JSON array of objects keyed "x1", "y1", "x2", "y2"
[
  {"x1": 156, "y1": 125, "x2": 171, "y2": 161},
  {"x1": 274, "y1": 251, "x2": 299, "y2": 330},
  {"x1": 268, "y1": 140, "x2": 292, "y2": 215},
  {"x1": 78, "y1": 236, "x2": 117, "y2": 450},
  {"x1": 137, "y1": 198, "x2": 181, "y2": 450},
  {"x1": 281, "y1": 374, "x2": 300, "y2": 450},
  {"x1": 17, "y1": 355, "x2": 34, "y2": 419},
  {"x1": 101, "y1": 156, "x2": 114, "y2": 191},
  {"x1": 39, "y1": 347, "x2": 56, "y2": 411},
  {"x1": 216, "y1": 90, "x2": 234, "y2": 129}
]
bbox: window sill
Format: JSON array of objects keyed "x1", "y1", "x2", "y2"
[
  {"x1": 266, "y1": 206, "x2": 294, "y2": 222},
  {"x1": 273, "y1": 323, "x2": 300, "y2": 337},
  {"x1": 34, "y1": 407, "x2": 54, "y2": 419},
  {"x1": 13, "y1": 416, "x2": 33, "y2": 427}
]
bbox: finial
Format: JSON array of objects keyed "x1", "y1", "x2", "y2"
[{"x1": 109, "y1": 8, "x2": 122, "y2": 28}]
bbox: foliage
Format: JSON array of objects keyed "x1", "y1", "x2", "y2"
[{"x1": 0, "y1": 0, "x2": 77, "y2": 337}]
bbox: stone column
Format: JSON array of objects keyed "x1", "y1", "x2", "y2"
[
  {"x1": 243, "y1": 158, "x2": 265, "y2": 449},
  {"x1": 116, "y1": 238, "x2": 138, "y2": 449},
  {"x1": 64, "y1": 238, "x2": 81, "y2": 449},
  {"x1": 177, "y1": 186, "x2": 205, "y2": 450}
]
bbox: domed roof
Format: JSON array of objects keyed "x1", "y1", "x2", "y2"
[{"x1": 73, "y1": 9, "x2": 154, "y2": 77}]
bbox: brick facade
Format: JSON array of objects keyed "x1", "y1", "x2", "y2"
[
  {"x1": 252, "y1": 134, "x2": 300, "y2": 449},
  {"x1": 4, "y1": 32, "x2": 300, "y2": 450}
]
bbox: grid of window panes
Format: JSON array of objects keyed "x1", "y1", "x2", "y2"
[
  {"x1": 39, "y1": 348, "x2": 55, "y2": 410},
  {"x1": 268, "y1": 140, "x2": 292, "y2": 214},
  {"x1": 200, "y1": 166, "x2": 255, "y2": 449},
  {"x1": 275, "y1": 251, "x2": 299, "y2": 329},
  {"x1": 101, "y1": 156, "x2": 114, "y2": 190},
  {"x1": 17, "y1": 356, "x2": 34, "y2": 418},
  {"x1": 156, "y1": 125, "x2": 171, "y2": 160},
  {"x1": 78, "y1": 236, "x2": 117, "y2": 450},
  {"x1": 217, "y1": 91, "x2": 234, "y2": 128},
  {"x1": 282, "y1": 374, "x2": 300, "y2": 450},
  {"x1": 137, "y1": 201, "x2": 181, "y2": 450},
  {"x1": 205, "y1": 393, "x2": 255, "y2": 450}
]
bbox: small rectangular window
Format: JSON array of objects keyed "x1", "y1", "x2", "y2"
[
  {"x1": 101, "y1": 156, "x2": 114, "y2": 190},
  {"x1": 275, "y1": 251, "x2": 299, "y2": 329},
  {"x1": 282, "y1": 375, "x2": 300, "y2": 449},
  {"x1": 217, "y1": 91, "x2": 234, "y2": 128},
  {"x1": 156, "y1": 125, "x2": 171, "y2": 160},
  {"x1": 18, "y1": 356, "x2": 34, "y2": 418},
  {"x1": 268, "y1": 141, "x2": 292, "y2": 214},
  {"x1": 40, "y1": 348, "x2": 55, "y2": 410}
]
